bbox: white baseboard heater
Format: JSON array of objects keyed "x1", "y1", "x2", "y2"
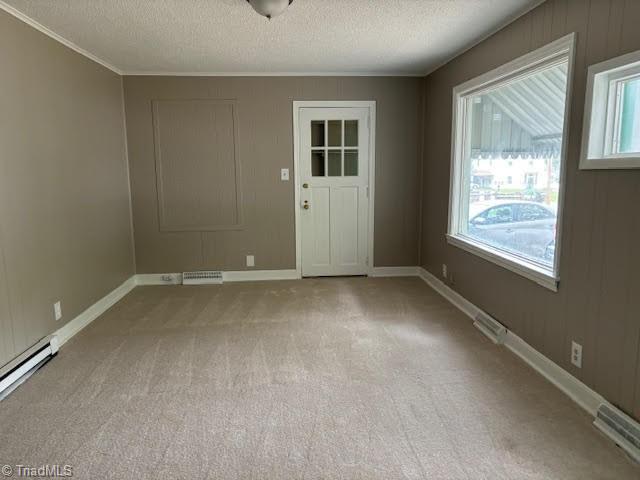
[
  {"x1": 0, "y1": 335, "x2": 59, "y2": 400},
  {"x1": 594, "y1": 403, "x2": 640, "y2": 463}
]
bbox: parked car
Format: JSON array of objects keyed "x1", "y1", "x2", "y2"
[{"x1": 467, "y1": 200, "x2": 556, "y2": 263}]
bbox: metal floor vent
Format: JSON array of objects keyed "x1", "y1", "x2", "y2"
[
  {"x1": 182, "y1": 271, "x2": 223, "y2": 285},
  {"x1": 594, "y1": 404, "x2": 640, "y2": 463},
  {"x1": 473, "y1": 312, "x2": 507, "y2": 345}
]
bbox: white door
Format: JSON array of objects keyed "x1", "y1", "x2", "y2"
[{"x1": 298, "y1": 107, "x2": 371, "y2": 277}]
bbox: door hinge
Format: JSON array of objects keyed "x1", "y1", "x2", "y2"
[{"x1": 365, "y1": 186, "x2": 369, "y2": 198}]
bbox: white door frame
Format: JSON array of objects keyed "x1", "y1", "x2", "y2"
[{"x1": 293, "y1": 100, "x2": 376, "y2": 278}]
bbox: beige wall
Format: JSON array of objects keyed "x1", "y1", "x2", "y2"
[
  {"x1": 0, "y1": 11, "x2": 135, "y2": 367},
  {"x1": 124, "y1": 76, "x2": 422, "y2": 273},
  {"x1": 420, "y1": 0, "x2": 640, "y2": 420}
]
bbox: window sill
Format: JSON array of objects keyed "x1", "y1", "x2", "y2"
[
  {"x1": 580, "y1": 155, "x2": 640, "y2": 170},
  {"x1": 446, "y1": 234, "x2": 559, "y2": 292}
]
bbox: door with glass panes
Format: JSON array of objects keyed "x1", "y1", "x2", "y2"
[{"x1": 299, "y1": 107, "x2": 370, "y2": 277}]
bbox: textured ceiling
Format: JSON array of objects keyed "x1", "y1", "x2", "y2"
[{"x1": 2, "y1": 0, "x2": 540, "y2": 75}]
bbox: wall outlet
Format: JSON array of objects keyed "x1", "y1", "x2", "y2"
[
  {"x1": 53, "y1": 301, "x2": 62, "y2": 321},
  {"x1": 281, "y1": 168, "x2": 290, "y2": 181},
  {"x1": 246, "y1": 255, "x2": 255, "y2": 267},
  {"x1": 442, "y1": 264, "x2": 448, "y2": 279},
  {"x1": 571, "y1": 341, "x2": 583, "y2": 368}
]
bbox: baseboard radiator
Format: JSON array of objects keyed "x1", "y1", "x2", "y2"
[
  {"x1": 182, "y1": 271, "x2": 223, "y2": 285},
  {"x1": 594, "y1": 403, "x2": 640, "y2": 463},
  {"x1": 0, "y1": 335, "x2": 59, "y2": 401},
  {"x1": 473, "y1": 312, "x2": 507, "y2": 345}
]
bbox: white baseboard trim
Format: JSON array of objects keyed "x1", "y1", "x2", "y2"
[
  {"x1": 135, "y1": 273, "x2": 181, "y2": 286},
  {"x1": 135, "y1": 269, "x2": 300, "y2": 286},
  {"x1": 417, "y1": 267, "x2": 481, "y2": 319},
  {"x1": 416, "y1": 266, "x2": 605, "y2": 418},
  {"x1": 55, "y1": 276, "x2": 137, "y2": 347},
  {"x1": 224, "y1": 269, "x2": 299, "y2": 282},
  {"x1": 503, "y1": 332, "x2": 605, "y2": 416},
  {"x1": 369, "y1": 266, "x2": 420, "y2": 277}
]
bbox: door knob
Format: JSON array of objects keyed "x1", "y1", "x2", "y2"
[
  {"x1": 303, "y1": 183, "x2": 309, "y2": 189},
  {"x1": 303, "y1": 200, "x2": 310, "y2": 210}
]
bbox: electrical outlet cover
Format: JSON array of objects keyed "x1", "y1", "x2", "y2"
[
  {"x1": 54, "y1": 301, "x2": 62, "y2": 321},
  {"x1": 571, "y1": 341, "x2": 583, "y2": 368}
]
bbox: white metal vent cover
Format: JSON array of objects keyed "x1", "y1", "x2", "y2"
[
  {"x1": 182, "y1": 271, "x2": 223, "y2": 285},
  {"x1": 594, "y1": 403, "x2": 640, "y2": 464},
  {"x1": 473, "y1": 312, "x2": 507, "y2": 345}
]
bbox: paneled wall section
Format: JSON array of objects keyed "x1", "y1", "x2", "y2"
[
  {"x1": 124, "y1": 76, "x2": 423, "y2": 273},
  {"x1": 420, "y1": 0, "x2": 640, "y2": 420},
  {"x1": 0, "y1": 10, "x2": 135, "y2": 367}
]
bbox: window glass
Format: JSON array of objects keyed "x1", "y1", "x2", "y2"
[
  {"x1": 311, "y1": 121, "x2": 325, "y2": 147},
  {"x1": 328, "y1": 150, "x2": 341, "y2": 176},
  {"x1": 485, "y1": 205, "x2": 514, "y2": 224},
  {"x1": 328, "y1": 120, "x2": 342, "y2": 147},
  {"x1": 344, "y1": 150, "x2": 358, "y2": 176},
  {"x1": 518, "y1": 204, "x2": 554, "y2": 221},
  {"x1": 345, "y1": 120, "x2": 358, "y2": 146},
  {"x1": 311, "y1": 151, "x2": 325, "y2": 176},
  {"x1": 458, "y1": 60, "x2": 567, "y2": 269},
  {"x1": 619, "y1": 76, "x2": 640, "y2": 154}
]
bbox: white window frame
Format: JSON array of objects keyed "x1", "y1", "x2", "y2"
[
  {"x1": 447, "y1": 34, "x2": 576, "y2": 292},
  {"x1": 580, "y1": 49, "x2": 640, "y2": 169}
]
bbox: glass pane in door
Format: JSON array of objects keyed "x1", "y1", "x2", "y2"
[
  {"x1": 311, "y1": 121, "x2": 325, "y2": 147},
  {"x1": 345, "y1": 120, "x2": 358, "y2": 146},
  {"x1": 312, "y1": 151, "x2": 325, "y2": 176},
  {"x1": 344, "y1": 150, "x2": 358, "y2": 176},
  {"x1": 328, "y1": 150, "x2": 342, "y2": 176},
  {"x1": 328, "y1": 120, "x2": 342, "y2": 147}
]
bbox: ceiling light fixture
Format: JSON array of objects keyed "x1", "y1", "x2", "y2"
[{"x1": 246, "y1": 0, "x2": 294, "y2": 20}]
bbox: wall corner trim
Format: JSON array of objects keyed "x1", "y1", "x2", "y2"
[
  {"x1": 0, "y1": 1, "x2": 123, "y2": 75},
  {"x1": 54, "y1": 276, "x2": 137, "y2": 346},
  {"x1": 416, "y1": 266, "x2": 607, "y2": 418}
]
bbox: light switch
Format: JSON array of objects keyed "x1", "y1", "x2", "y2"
[
  {"x1": 281, "y1": 168, "x2": 290, "y2": 181},
  {"x1": 246, "y1": 255, "x2": 255, "y2": 267}
]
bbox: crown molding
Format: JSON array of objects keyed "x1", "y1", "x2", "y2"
[
  {"x1": 122, "y1": 71, "x2": 425, "y2": 77},
  {"x1": 0, "y1": 1, "x2": 123, "y2": 75}
]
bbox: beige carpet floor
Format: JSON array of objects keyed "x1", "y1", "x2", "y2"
[{"x1": 0, "y1": 277, "x2": 638, "y2": 479}]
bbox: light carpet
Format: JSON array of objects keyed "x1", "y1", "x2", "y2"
[{"x1": 0, "y1": 277, "x2": 637, "y2": 479}]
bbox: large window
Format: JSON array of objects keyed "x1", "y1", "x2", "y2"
[
  {"x1": 448, "y1": 35, "x2": 575, "y2": 291},
  {"x1": 581, "y1": 49, "x2": 640, "y2": 169}
]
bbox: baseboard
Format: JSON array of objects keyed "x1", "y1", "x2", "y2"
[
  {"x1": 416, "y1": 266, "x2": 605, "y2": 418},
  {"x1": 369, "y1": 266, "x2": 420, "y2": 277},
  {"x1": 503, "y1": 332, "x2": 605, "y2": 416},
  {"x1": 417, "y1": 267, "x2": 480, "y2": 319},
  {"x1": 55, "y1": 276, "x2": 137, "y2": 346},
  {"x1": 224, "y1": 269, "x2": 299, "y2": 282},
  {"x1": 135, "y1": 269, "x2": 300, "y2": 286}
]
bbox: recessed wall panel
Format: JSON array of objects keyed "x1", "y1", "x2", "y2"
[{"x1": 152, "y1": 99, "x2": 242, "y2": 232}]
